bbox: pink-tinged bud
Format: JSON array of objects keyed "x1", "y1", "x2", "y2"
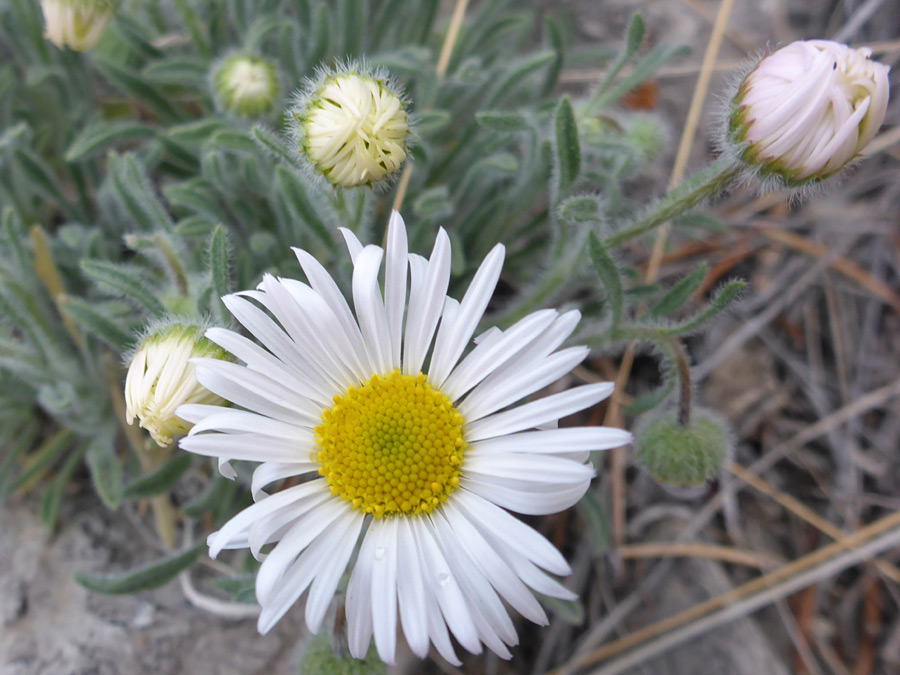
[{"x1": 729, "y1": 40, "x2": 890, "y2": 183}]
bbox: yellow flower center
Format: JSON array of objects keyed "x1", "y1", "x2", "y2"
[{"x1": 314, "y1": 371, "x2": 466, "y2": 518}]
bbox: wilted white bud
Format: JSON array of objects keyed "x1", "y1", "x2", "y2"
[
  {"x1": 291, "y1": 68, "x2": 410, "y2": 188},
  {"x1": 40, "y1": 0, "x2": 115, "y2": 52},
  {"x1": 125, "y1": 323, "x2": 227, "y2": 446},
  {"x1": 728, "y1": 40, "x2": 890, "y2": 183},
  {"x1": 212, "y1": 54, "x2": 279, "y2": 118}
]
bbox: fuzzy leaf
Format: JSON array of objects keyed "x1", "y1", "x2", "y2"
[
  {"x1": 555, "y1": 97, "x2": 580, "y2": 196},
  {"x1": 475, "y1": 111, "x2": 530, "y2": 133},
  {"x1": 108, "y1": 153, "x2": 174, "y2": 233},
  {"x1": 86, "y1": 436, "x2": 122, "y2": 510},
  {"x1": 625, "y1": 13, "x2": 645, "y2": 56},
  {"x1": 577, "y1": 490, "x2": 612, "y2": 554},
  {"x1": 5, "y1": 428, "x2": 71, "y2": 496},
  {"x1": 539, "y1": 593, "x2": 585, "y2": 626},
  {"x1": 123, "y1": 454, "x2": 192, "y2": 500},
  {"x1": 40, "y1": 440, "x2": 88, "y2": 530},
  {"x1": 559, "y1": 195, "x2": 601, "y2": 223},
  {"x1": 275, "y1": 167, "x2": 334, "y2": 250},
  {"x1": 93, "y1": 59, "x2": 183, "y2": 123},
  {"x1": 589, "y1": 233, "x2": 623, "y2": 327},
  {"x1": 208, "y1": 224, "x2": 231, "y2": 320},
  {"x1": 60, "y1": 296, "x2": 134, "y2": 352},
  {"x1": 81, "y1": 260, "x2": 167, "y2": 316},
  {"x1": 75, "y1": 545, "x2": 203, "y2": 595},
  {"x1": 646, "y1": 263, "x2": 708, "y2": 319},
  {"x1": 65, "y1": 122, "x2": 155, "y2": 162},
  {"x1": 662, "y1": 280, "x2": 745, "y2": 335}
]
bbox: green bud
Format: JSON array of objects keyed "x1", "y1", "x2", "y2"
[
  {"x1": 625, "y1": 114, "x2": 666, "y2": 162},
  {"x1": 299, "y1": 633, "x2": 386, "y2": 675},
  {"x1": 212, "y1": 54, "x2": 280, "y2": 118},
  {"x1": 634, "y1": 408, "x2": 731, "y2": 486}
]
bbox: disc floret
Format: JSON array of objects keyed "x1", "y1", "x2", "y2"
[{"x1": 314, "y1": 371, "x2": 466, "y2": 518}]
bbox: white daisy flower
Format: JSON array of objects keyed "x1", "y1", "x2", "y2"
[{"x1": 178, "y1": 212, "x2": 629, "y2": 665}]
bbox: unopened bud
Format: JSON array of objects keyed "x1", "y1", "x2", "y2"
[
  {"x1": 635, "y1": 409, "x2": 731, "y2": 487},
  {"x1": 125, "y1": 322, "x2": 228, "y2": 446},
  {"x1": 291, "y1": 68, "x2": 410, "y2": 188},
  {"x1": 212, "y1": 54, "x2": 280, "y2": 118},
  {"x1": 727, "y1": 40, "x2": 890, "y2": 183},
  {"x1": 40, "y1": 0, "x2": 114, "y2": 52}
]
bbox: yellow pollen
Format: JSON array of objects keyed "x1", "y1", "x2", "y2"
[{"x1": 314, "y1": 370, "x2": 466, "y2": 518}]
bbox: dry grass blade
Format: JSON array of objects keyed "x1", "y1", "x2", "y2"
[{"x1": 618, "y1": 542, "x2": 779, "y2": 569}]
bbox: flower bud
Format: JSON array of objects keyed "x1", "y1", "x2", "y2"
[
  {"x1": 125, "y1": 323, "x2": 228, "y2": 446},
  {"x1": 291, "y1": 68, "x2": 410, "y2": 188},
  {"x1": 635, "y1": 409, "x2": 731, "y2": 487},
  {"x1": 212, "y1": 54, "x2": 280, "y2": 118},
  {"x1": 40, "y1": 0, "x2": 114, "y2": 52},
  {"x1": 728, "y1": 40, "x2": 890, "y2": 183}
]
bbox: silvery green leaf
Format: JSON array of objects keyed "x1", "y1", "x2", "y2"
[
  {"x1": 65, "y1": 121, "x2": 156, "y2": 163},
  {"x1": 108, "y1": 153, "x2": 174, "y2": 233},
  {"x1": 60, "y1": 296, "x2": 134, "y2": 352},
  {"x1": 275, "y1": 167, "x2": 334, "y2": 251},
  {"x1": 646, "y1": 263, "x2": 708, "y2": 319},
  {"x1": 559, "y1": 195, "x2": 601, "y2": 223},
  {"x1": 86, "y1": 435, "x2": 122, "y2": 511},
  {"x1": 555, "y1": 97, "x2": 581, "y2": 197},
  {"x1": 577, "y1": 490, "x2": 612, "y2": 554},
  {"x1": 81, "y1": 260, "x2": 167, "y2": 316},
  {"x1": 123, "y1": 454, "x2": 192, "y2": 500},
  {"x1": 75, "y1": 545, "x2": 203, "y2": 595},
  {"x1": 661, "y1": 280, "x2": 746, "y2": 335},
  {"x1": 475, "y1": 111, "x2": 530, "y2": 133},
  {"x1": 589, "y1": 233, "x2": 623, "y2": 328}
]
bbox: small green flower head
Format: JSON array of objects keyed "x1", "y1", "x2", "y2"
[
  {"x1": 290, "y1": 65, "x2": 410, "y2": 189},
  {"x1": 125, "y1": 321, "x2": 229, "y2": 447},
  {"x1": 40, "y1": 0, "x2": 115, "y2": 52},
  {"x1": 212, "y1": 54, "x2": 280, "y2": 118},
  {"x1": 635, "y1": 408, "x2": 731, "y2": 487}
]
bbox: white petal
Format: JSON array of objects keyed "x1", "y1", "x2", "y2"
[
  {"x1": 256, "y1": 498, "x2": 348, "y2": 604},
  {"x1": 207, "y1": 480, "x2": 328, "y2": 558},
  {"x1": 441, "y1": 309, "x2": 557, "y2": 402},
  {"x1": 369, "y1": 518, "x2": 400, "y2": 664},
  {"x1": 218, "y1": 457, "x2": 236, "y2": 480},
  {"x1": 396, "y1": 518, "x2": 430, "y2": 658},
  {"x1": 305, "y1": 510, "x2": 364, "y2": 633},
  {"x1": 464, "y1": 454, "x2": 594, "y2": 485},
  {"x1": 293, "y1": 246, "x2": 375, "y2": 376},
  {"x1": 352, "y1": 246, "x2": 393, "y2": 374},
  {"x1": 469, "y1": 426, "x2": 632, "y2": 456},
  {"x1": 257, "y1": 507, "x2": 360, "y2": 634},
  {"x1": 193, "y1": 359, "x2": 322, "y2": 426},
  {"x1": 460, "y1": 346, "x2": 589, "y2": 421},
  {"x1": 339, "y1": 227, "x2": 365, "y2": 263},
  {"x1": 180, "y1": 432, "x2": 315, "y2": 464},
  {"x1": 346, "y1": 523, "x2": 376, "y2": 659},
  {"x1": 453, "y1": 490, "x2": 571, "y2": 575},
  {"x1": 204, "y1": 327, "x2": 331, "y2": 407},
  {"x1": 250, "y1": 462, "x2": 311, "y2": 500},
  {"x1": 431, "y1": 510, "x2": 516, "y2": 657},
  {"x1": 442, "y1": 499, "x2": 546, "y2": 625},
  {"x1": 411, "y1": 517, "x2": 482, "y2": 656},
  {"x1": 403, "y1": 229, "x2": 451, "y2": 375},
  {"x1": 462, "y1": 475, "x2": 591, "y2": 515},
  {"x1": 384, "y1": 211, "x2": 408, "y2": 369},
  {"x1": 187, "y1": 408, "x2": 314, "y2": 441},
  {"x1": 465, "y1": 382, "x2": 614, "y2": 442},
  {"x1": 429, "y1": 243, "x2": 505, "y2": 387}
]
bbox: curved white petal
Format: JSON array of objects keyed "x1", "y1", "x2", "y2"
[{"x1": 384, "y1": 211, "x2": 408, "y2": 368}]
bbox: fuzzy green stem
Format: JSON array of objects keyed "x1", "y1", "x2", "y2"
[{"x1": 603, "y1": 157, "x2": 741, "y2": 249}]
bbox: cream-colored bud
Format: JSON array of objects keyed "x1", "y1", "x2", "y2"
[
  {"x1": 294, "y1": 70, "x2": 409, "y2": 188},
  {"x1": 40, "y1": 0, "x2": 114, "y2": 52},
  {"x1": 213, "y1": 54, "x2": 279, "y2": 118},
  {"x1": 125, "y1": 324, "x2": 227, "y2": 446},
  {"x1": 729, "y1": 40, "x2": 890, "y2": 182}
]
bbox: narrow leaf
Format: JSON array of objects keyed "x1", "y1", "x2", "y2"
[
  {"x1": 60, "y1": 296, "x2": 134, "y2": 352},
  {"x1": 475, "y1": 111, "x2": 530, "y2": 133},
  {"x1": 662, "y1": 280, "x2": 745, "y2": 335},
  {"x1": 75, "y1": 545, "x2": 203, "y2": 595},
  {"x1": 123, "y1": 454, "x2": 192, "y2": 500},
  {"x1": 554, "y1": 97, "x2": 580, "y2": 196},
  {"x1": 208, "y1": 224, "x2": 231, "y2": 320},
  {"x1": 65, "y1": 122, "x2": 155, "y2": 162},
  {"x1": 275, "y1": 167, "x2": 334, "y2": 250},
  {"x1": 646, "y1": 263, "x2": 708, "y2": 319},
  {"x1": 589, "y1": 234, "x2": 623, "y2": 328},
  {"x1": 81, "y1": 260, "x2": 167, "y2": 316},
  {"x1": 86, "y1": 436, "x2": 122, "y2": 510}
]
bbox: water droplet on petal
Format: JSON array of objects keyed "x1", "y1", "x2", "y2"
[
  {"x1": 374, "y1": 546, "x2": 385, "y2": 560},
  {"x1": 437, "y1": 572, "x2": 450, "y2": 586}
]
